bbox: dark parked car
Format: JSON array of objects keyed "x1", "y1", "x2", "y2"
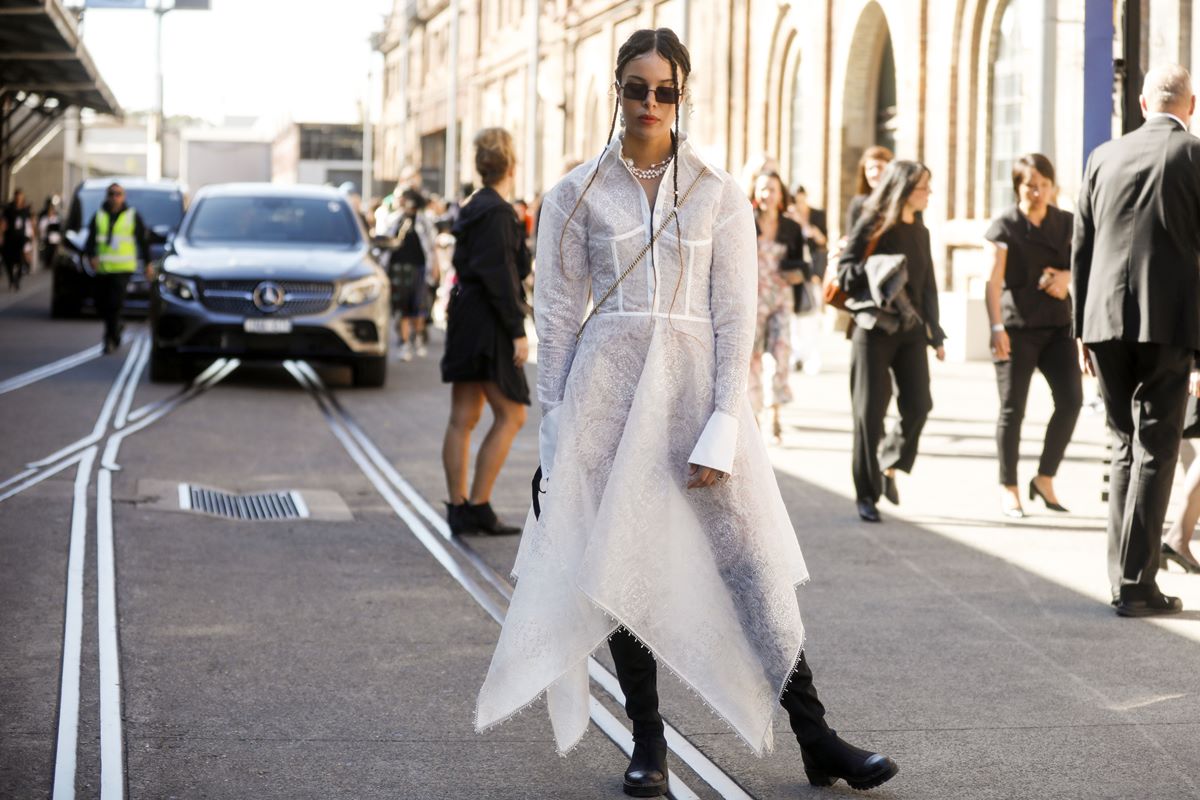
[
  {"x1": 149, "y1": 183, "x2": 389, "y2": 387},
  {"x1": 50, "y1": 177, "x2": 186, "y2": 318}
]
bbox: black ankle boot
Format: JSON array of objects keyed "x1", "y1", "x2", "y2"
[
  {"x1": 468, "y1": 501, "x2": 521, "y2": 535},
  {"x1": 445, "y1": 502, "x2": 477, "y2": 535},
  {"x1": 801, "y1": 732, "x2": 898, "y2": 791},
  {"x1": 623, "y1": 739, "x2": 668, "y2": 797}
]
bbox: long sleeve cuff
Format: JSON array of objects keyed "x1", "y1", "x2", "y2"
[
  {"x1": 538, "y1": 405, "x2": 563, "y2": 480},
  {"x1": 687, "y1": 410, "x2": 739, "y2": 476}
]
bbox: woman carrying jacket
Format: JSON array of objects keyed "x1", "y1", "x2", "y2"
[{"x1": 838, "y1": 160, "x2": 945, "y2": 523}]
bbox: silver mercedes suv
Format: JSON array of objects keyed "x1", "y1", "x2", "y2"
[{"x1": 149, "y1": 183, "x2": 390, "y2": 386}]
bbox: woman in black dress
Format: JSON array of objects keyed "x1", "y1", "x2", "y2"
[
  {"x1": 984, "y1": 153, "x2": 1082, "y2": 518},
  {"x1": 440, "y1": 127, "x2": 531, "y2": 535},
  {"x1": 838, "y1": 160, "x2": 946, "y2": 522}
]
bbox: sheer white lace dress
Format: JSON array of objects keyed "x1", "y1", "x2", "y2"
[{"x1": 475, "y1": 135, "x2": 810, "y2": 756}]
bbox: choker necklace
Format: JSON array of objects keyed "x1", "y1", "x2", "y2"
[{"x1": 620, "y1": 147, "x2": 673, "y2": 180}]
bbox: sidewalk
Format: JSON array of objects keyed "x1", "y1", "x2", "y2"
[{"x1": 771, "y1": 325, "x2": 1200, "y2": 628}]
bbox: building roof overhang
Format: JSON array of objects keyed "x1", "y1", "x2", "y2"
[{"x1": 0, "y1": 0, "x2": 122, "y2": 117}]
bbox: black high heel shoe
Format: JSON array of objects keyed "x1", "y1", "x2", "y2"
[
  {"x1": 1161, "y1": 542, "x2": 1200, "y2": 574},
  {"x1": 1028, "y1": 478, "x2": 1068, "y2": 512}
]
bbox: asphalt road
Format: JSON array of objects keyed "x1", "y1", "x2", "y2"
[{"x1": 3, "y1": 267, "x2": 1200, "y2": 800}]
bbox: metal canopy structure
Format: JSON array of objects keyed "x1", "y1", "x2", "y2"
[{"x1": 0, "y1": 0, "x2": 122, "y2": 201}]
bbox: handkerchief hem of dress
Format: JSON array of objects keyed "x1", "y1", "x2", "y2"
[{"x1": 475, "y1": 319, "x2": 811, "y2": 757}]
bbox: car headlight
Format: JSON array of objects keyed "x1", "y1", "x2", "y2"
[
  {"x1": 158, "y1": 273, "x2": 198, "y2": 302},
  {"x1": 338, "y1": 275, "x2": 385, "y2": 306}
]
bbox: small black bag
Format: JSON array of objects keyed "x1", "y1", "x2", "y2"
[{"x1": 531, "y1": 466, "x2": 543, "y2": 520}]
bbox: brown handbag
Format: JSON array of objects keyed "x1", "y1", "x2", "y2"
[{"x1": 823, "y1": 232, "x2": 881, "y2": 311}]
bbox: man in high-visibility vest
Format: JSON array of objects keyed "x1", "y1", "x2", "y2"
[{"x1": 85, "y1": 182, "x2": 149, "y2": 353}]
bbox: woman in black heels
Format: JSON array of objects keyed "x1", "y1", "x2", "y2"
[{"x1": 983, "y1": 154, "x2": 1082, "y2": 518}]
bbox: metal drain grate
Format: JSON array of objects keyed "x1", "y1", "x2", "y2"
[{"x1": 178, "y1": 484, "x2": 309, "y2": 521}]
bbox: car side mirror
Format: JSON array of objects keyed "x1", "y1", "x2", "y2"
[{"x1": 149, "y1": 224, "x2": 172, "y2": 245}]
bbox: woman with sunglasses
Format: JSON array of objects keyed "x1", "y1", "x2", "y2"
[{"x1": 476, "y1": 27, "x2": 898, "y2": 797}]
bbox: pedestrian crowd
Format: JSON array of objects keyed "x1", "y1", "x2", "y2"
[
  {"x1": 405, "y1": 44, "x2": 1200, "y2": 793},
  {"x1": 0, "y1": 188, "x2": 62, "y2": 292}
]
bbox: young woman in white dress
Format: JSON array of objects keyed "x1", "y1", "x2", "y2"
[{"x1": 475, "y1": 28, "x2": 898, "y2": 797}]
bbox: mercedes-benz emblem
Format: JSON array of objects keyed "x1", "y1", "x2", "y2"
[{"x1": 252, "y1": 281, "x2": 286, "y2": 313}]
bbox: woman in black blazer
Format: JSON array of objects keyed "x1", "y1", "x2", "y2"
[
  {"x1": 751, "y1": 171, "x2": 808, "y2": 441},
  {"x1": 838, "y1": 160, "x2": 946, "y2": 522},
  {"x1": 984, "y1": 153, "x2": 1081, "y2": 518}
]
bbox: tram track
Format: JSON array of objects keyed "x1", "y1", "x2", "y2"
[{"x1": 287, "y1": 359, "x2": 756, "y2": 800}]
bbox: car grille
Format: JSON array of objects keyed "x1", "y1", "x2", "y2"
[{"x1": 198, "y1": 279, "x2": 334, "y2": 317}]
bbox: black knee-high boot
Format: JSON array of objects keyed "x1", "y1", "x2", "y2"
[
  {"x1": 781, "y1": 654, "x2": 899, "y2": 792},
  {"x1": 608, "y1": 629, "x2": 669, "y2": 798}
]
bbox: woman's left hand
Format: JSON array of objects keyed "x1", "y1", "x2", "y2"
[
  {"x1": 1040, "y1": 267, "x2": 1070, "y2": 300},
  {"x1": 687, "y1": 464, "x2": 726, "y2": 489},
  {"x1": 935, "y1": 346, "x2": 946, "y2": 362}
]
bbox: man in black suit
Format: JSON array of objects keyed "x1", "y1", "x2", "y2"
[{"x1": 1074, "y1": 64, "x2": 1200, "y2": 617}]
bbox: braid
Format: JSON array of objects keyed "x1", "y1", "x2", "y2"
[
  {"x1": 557, "y1": 96, "x2": 619, "y2": 272},
  {"x1": 666, "y1": 58, "x2": 687, "y2": 319}
]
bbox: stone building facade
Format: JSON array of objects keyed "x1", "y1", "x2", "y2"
[{"x1": 377, "y1": 0, "x2": 1200, "y2": 348}]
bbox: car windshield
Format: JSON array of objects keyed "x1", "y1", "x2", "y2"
[
  {"x1": 185, "y1": 195, "x2": 361, "y2": 246},
  {"x1": 74, "y1": 187, "x2": 185, "y2": 232}
]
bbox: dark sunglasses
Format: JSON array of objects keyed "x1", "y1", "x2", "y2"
[
  {"x1": 619, "y1": 82, "x2": 680, "y2": 105},
  {"x1": 107, "y1": 190, "x2": 124, "y2": 197}
]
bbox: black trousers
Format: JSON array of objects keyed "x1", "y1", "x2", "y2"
[
  {"x1": 608, "y1": 629, "x2": 831, "y2": 747},
  {"x1": 94, "y1": 273, "x2": 130, "y2": 344},
  {"x1": 1089, "y1": 341, "x2": 1191, "y2": 596},
  {"x1": 993, "y1": 325, "x2": 1083, "y2": 486},
  {"x1": 850, "y1": 326, "x2": 933, "y2": 502}
]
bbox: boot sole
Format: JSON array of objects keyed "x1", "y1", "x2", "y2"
[
  {"x1": 622, "y1": 779, "x2": 669, "y2": 797},
  {"x1": 806, "y1": 761, "x2": 899, "y2": 791}
]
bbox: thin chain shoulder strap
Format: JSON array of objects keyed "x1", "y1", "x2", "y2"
[{"x1": 576, "y1": 166, "x2": 710, "y2": 341}]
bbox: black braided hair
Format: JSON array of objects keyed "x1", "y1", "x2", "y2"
[
  {"x1": 666, "y1": 57, "x2": 687, "y2": 318},
  {"x1": 557, "y1": 28, "x2": 692, "y2": 278}
]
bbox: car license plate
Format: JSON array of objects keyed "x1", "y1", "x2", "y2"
[{"x1": 243, "y1": 318, "x2": 292, "y2": 334}]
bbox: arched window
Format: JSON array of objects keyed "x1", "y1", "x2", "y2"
[
  {"x1": 875, "y1": 37, "x2": 897, "y2": 154},
  {"x1": 989, "y1": 0, "x2": 1026, "y2": 215},
  {"x1": 789, "y1": 55, "x2": 806, "y2": 190}
]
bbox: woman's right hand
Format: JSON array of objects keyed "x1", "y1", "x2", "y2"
[
  {"x1": 513, "y1": 337, "x2": 529, "y2": 367},
  {"x1": 991, "y1": 329, "x2": 1011, "y2": 361}
]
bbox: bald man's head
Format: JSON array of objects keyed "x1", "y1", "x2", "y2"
[{"x1": 1141, "y1": 64, "x2": 1195, "y2": 122}]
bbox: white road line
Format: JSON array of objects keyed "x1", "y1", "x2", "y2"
[
  {"x1": 291, "y1": 362, "x2": 744, "y2": 800},
  {"x1": 113, "y1": 339, "x2": 151, "y2": 430},
  {"x1": 24, "y1": 335, "x2": 146, "y2": 471},
  {"x1": 125, "y1": 357, "x2": 234, "y2": 424},
  {"x1": 178, "y1": 483, "x2": 191, "y2": 511},
  {"x1": 0, "y1": 344, "x2": 104, "y2": 396},
  {"x1": 51, "y1": 447, "x2": 98, "y2": 800},
  {"x1": 96, "y1": 468, "x2": 124, "y2": 800},
  {"x1": 101, "y1": 359, "x2": 239, "y2": 471},
  {"x1": 0, "y1": 450, "x2": 86, "y2": 504}
]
